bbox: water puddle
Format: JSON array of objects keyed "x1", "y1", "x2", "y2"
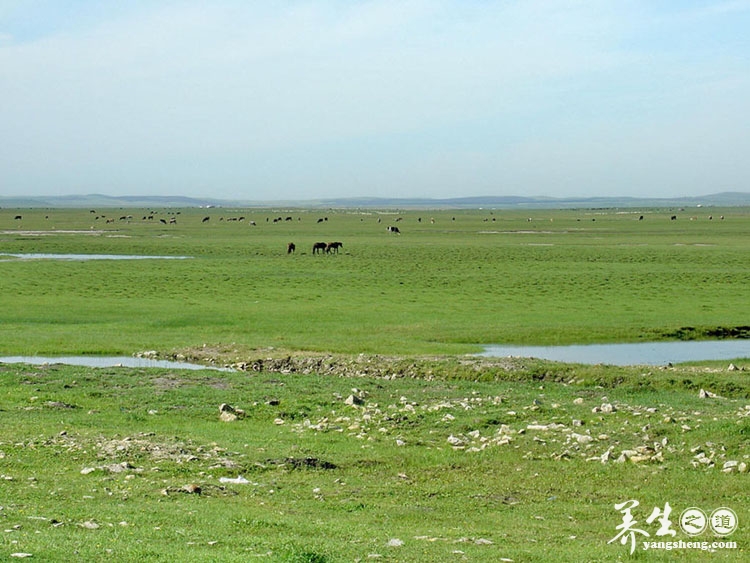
[
  {"x1": 0, "y1": 355, "x2": 231, "y2": 371},
  {"x1": 481, "y1": 340, "x2": 750, "y2": 366},
  {"x1": 1, "y1": 253, "x2": 190, "y2": 261}
]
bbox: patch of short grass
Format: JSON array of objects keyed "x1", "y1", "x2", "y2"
[{"x1": 1, "y1": 361, "x2": 747, "y2": 561}]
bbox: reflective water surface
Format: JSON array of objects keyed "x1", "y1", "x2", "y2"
[
  {"x1": 1, "y1": 253, "x2": 190, "y2": 261},
  {"x1": 0, "y1": 356, "x2": 231, "y2": 371},
  {"x1": 481, "y1": 340, "x2": 750, "y2": 366}
]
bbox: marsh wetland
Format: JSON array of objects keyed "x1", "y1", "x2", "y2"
[{"x1": 0, "y1": 206, "x2": 748, "y2": 561}]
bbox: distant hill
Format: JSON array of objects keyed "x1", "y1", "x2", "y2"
[{"x1": 2, "y1": 192, "x2": 750, "y2": 209}]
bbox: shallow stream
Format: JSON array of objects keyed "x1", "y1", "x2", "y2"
[
  {"x1": 481, "y1": 340, "x2": 750, "y2": 366},
  {"x1": 0, "y1": 355, "x2": 229, "y2": 371}
]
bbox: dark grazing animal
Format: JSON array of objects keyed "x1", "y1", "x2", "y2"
[
  {"x1": 326, "y1": 242, "x2": 343, "y2": 254},
  {"x1": 312, "y1": 242, "x2": 327, "y2": 254},
  {"x1": 387, "y1": 226, "x2": 400, "y2": 234},
  {"x1": 287, "y1": 242, "x2": 296, "y2": 254}
]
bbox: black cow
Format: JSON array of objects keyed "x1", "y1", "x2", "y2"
[
  {"x1": 387, "y1": 226, "x2": 400, "y2": 234},
  {"x1": 287, "y1": 242, "x2": 296, "y2": 254}
]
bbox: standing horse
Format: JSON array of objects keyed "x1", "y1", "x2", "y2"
[
  {"x1": 287, "y1": 242, "x2": 296, "y2": 254},
  {"x1": 312, "y1": 242, "x2": 327, "y2": 254},
  {"x1": 326, "y1": 242, "x2": 343, "y2": 254}
]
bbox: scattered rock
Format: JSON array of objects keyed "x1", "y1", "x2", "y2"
[
  {"x1": 474, "y1": 538, "x2": 494, "y2": 545},
  {"x1": 344, "y1": 394, "x2": 365, "y2": 407},
  {"x1": 387, "y1": 538, "x2": 404, "y2": 547},
  {"x1": 104, "y1": 462, "x2": 134, "y2": 473},
  {"x1": 45, "y1": 401, "x2": 77, "y2": 409},
  {"x1": 218, "y1": 476, "x2": 251, "y2": 485},
  {"x1": 266, "y1": 457, "x2": 338, "y2": 470},
  {"x1": 722, "y1": 461, "x2": 739, "y2": 473},
  {"x1": 219, "y1": 403, "x2": 245, "y2": 422},
  {"x1": 162, "y1": 483, "x2": 202, "y2": 495},
  {"x1": 447, "y1": 435, "x2": 465, "y2": 447},
  {"x1": 571, "y1": 433, "x2": 593, "y2": 445}
]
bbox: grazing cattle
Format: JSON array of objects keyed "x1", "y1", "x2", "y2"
[
  {"x1": 160, "y1": 219, "x2": 167, "y2": 224},
  {"x1": 317, "y1": 218, "x2": 324, "y2": 224},
  {"x1": 671, "y1": 215, "x2": 677, "y2": 220},
  {"x1": 202, "y1": 216, "x2": 210, "y2": 223},
  {"x1": 387, "y1": 226, "x2": 401, "y2": 234},
  {"x1": 14, "y1": 215, "x2": 22, "y2": 220},
  {"x1": 287, "y1": 242, "x2": 296, "y2": 254},
  {"x1": 169, "y1": 217, "x2": 177, "y2": 224},
  {"x1": 312, "y1": 242, "x2": 327, "y2": 254},
  {"x1": 249, "y1": 220, "x2": 256, "y2": 226},
  {"x1": 326, "y1": 242, "x2": 343, "y2": 254},
  {"x1": 639, "y1": 215, "x2": 644, "y2": 221}
]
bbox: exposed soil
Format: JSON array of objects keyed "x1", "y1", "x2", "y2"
[{"x1": 166, "y1": 345, "x2": 526, "y2": 381}]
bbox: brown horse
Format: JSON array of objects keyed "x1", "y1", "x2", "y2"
[
  {"x1": 312, "y1": 242, "x2": 327, "y2": 254},
  {"x1": 326, "y1": 242, "x2": 343, "y2": 254}
]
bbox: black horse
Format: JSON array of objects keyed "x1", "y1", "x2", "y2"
[
  {"x1": 312, "y1": 242, "x2": 327, "y2": 254},
  {"x1": 326, "y1": 242, "x2": 343, "y2": 254}
]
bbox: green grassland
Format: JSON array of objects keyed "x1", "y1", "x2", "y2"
[
  {"x1": 1, "y1": 206, "x2": 750, "y2": 355},
  {"x1": 0, "y1": 206, "x2": 748, "y2": 561},
  {"x1": 0, "y1": 362, "x2": 748, "y2": 562}
]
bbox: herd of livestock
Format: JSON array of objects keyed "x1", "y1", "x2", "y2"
[{"x1": 6, "y1": 210, "x2": 727, "y2": 257}]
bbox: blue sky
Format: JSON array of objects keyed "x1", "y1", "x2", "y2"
[{"x1": 1, "y1": 1, "x2": 749, "y2": 200}]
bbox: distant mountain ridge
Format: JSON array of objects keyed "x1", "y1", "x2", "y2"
[{"x1": 2, "y1": 192, "x2": 750, "y2": 209}]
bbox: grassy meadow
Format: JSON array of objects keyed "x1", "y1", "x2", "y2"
[
  {"x1": 1, "y1": 205, "x2": 748, "y2": 561},
  {"x1": 1, "y1": 206, "x2": 750, "y2": 355}
]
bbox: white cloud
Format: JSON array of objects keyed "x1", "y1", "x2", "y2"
[{"x1": 1, "y1": 1, "x2": 748, "y2": 198}]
